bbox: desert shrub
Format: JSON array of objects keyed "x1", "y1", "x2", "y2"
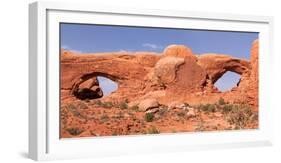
[
  {"x1": 66, "y1": 128, "x2": 84, "y2": 136},
  {"x1": 218, "y1": 97, "x2": 226, "y2": 105},
  {"x1": 119, "y1": 101, "x2": 128, "y2": 110},
  {"x1": 130, "y1": 105, "x2": 139, "y2": 112},
  {"x1": 102, "y1": 101, "x2": 113, "y2": 108},
  {"x1": 226, "y1": 104, "x2": 254, "y2": 129},
  {"x1": 222, "y1": 104, "x2": 236, "y2": 114},
  {"x1": 95, "y1": 100, "x2": 102, "y2": 106},
  {"x1": 147, "y1": 126, "x2": 160, "y2": 134},
  {"x1": 198, "y1": 104, "x2": 216, "y2": 113},
  {"x1": 100, "y1": 114, "x2": 109, "y2": 123},
  {"x1": 144, "y1": 113, "x2": 154, "y2": 122},
  {"x1": 177, "y1": 111, "x2": 185, "y2": 117},
  {"x1": 112, "y1": 112, "x2": 124, "y2": 119},
  {"x1": 94, "y1": 100, "x2": 114, "y2": 108}
]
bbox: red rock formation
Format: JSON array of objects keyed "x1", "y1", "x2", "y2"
[
  {"x1": 61, "y1": 40, "x2": 258, "y2": 109},
  {"x1": 60, "y1": 40, "x2": 259, "y2": 138},
  {"x1": 163, "y1": 45, "x2": 197, "y2": 61}
]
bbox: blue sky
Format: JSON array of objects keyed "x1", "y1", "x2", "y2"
[{"x1": 60, "y1": 23, "x2": 258, "y2": 93}]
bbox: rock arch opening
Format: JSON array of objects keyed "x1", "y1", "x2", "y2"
[
  {"x1": 214, "y1": 71, "x2": 241, "y2": 92},
  {"x1": 72, "y1": 73, "x2": 119, "y2": 100},
  {"x1": 96, "y1": 76, "x2": 118, "y2": 96}
]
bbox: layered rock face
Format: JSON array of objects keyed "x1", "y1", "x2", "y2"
[{"x1": 61, "y1": 40, "x2": 258, "y2": 110}]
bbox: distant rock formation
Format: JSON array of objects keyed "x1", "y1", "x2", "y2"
[{"x1": 61, "y1": 40, "x2": 258, "y2": 110}]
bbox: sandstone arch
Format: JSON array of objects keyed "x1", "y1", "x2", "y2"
[
  {"x1": 214, "y1": 71, "x2": 241, "y2": 92},
  {"x1": 61, "y1": 49, "x2": 161, "y2": 100},
  {"x1": 197, "y1": 53, "x2": 251, "y2": 84},
  {"x1": 71, "y1": 72, "x2": 119, "y2": 100},
  {"x1": 61, "y1": 42, "x2": 257, "y2": 107}
]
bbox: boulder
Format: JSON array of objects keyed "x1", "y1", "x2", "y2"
[
  {"x1": 138, "y1": 98, "x2": 159, "y2": 112},
  {"x1": 153, "y1": 57, "x2": 185, "y2": 85},
  {"x1": 163, "y1": 45, "x2": 197, "y2": 61},
  {"x1": 187, "y1": 108, "x2": 196, "y2": 117}
]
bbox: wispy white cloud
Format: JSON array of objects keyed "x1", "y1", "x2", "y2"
[
  {"x1": 61, "y1": 45, "x2": 70, "y2": 50},
  {"x1": 142, "y1": 43, "x2": 163, "y2": 50},
  {"x1": 61, "y1": 44, "x2": 82, "y2": 53}
]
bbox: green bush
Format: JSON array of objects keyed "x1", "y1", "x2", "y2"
[
  {"x1": 100, "y1": 114, "x2": 109, "y2": 123},
  {"x1": 95, "y1": 100, "x2": 102, "y2": 106},
  {"x1": 199, "y1": 104, "x2": 216, "y2": 112},
  {"x1": 119, "y1": 101, "x2": 128, "y2": 110},
  {"x1": 177, "y1": 111, "x2": 185, "y2": 117},
  {"x1": 102, "y1": 101, "x2": 113, "y2": 108},
  {"x1": 222, "y1": 104, "x2": 236, "y2": 114},
  {"x1": 218, "y1": 97, "x2": 226, "y2": 105},
  {"x1": 94, "y1": 100, "x2": 114, "y2": 108},
  {"x1": 130, "y1": 105, "x2": 139, "y2": 111},
  {"x1": 144, "y1": 113, "x2": 154, "y2": 122}
]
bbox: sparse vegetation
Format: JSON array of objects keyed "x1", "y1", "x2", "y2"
[
  {"x1": 130, "y1": 105, "x2": 139, "y2": 111},
  {"x1": 119, "y1": 101, "x2": 128, "y2": 110},
  {"x1": 61, "y1": 94, "x2": 258, "y2": 138},
  {"x1": 222, "y1": 104, "x2": 236, "y2": 114},
  {"x1": 177, "y1": 111, "x2": 185, "y2": 117},
  {"x1": 94, "y1": 100, "x2": 115, "y2": 108},
  {"x1": 196, "y1": 103, "x2": 216, "y2": 113},
  {"x1": 144, "y1": 112, "x2": 154, "y2": 122},
  {"x1": 147, "y1": 126, "x2": 160, "y2": 134},
  {"x1": 95, "y1": 100, "x2": 102, "y2": 106},
  {"x1": 102, "y1": 101, "x2": 114, "y2": 108},
  {"x1": 100, "y1": 114, "x2": 109, "y2": 123},
  {"x1": 226, "y1": 104, "x2": 254, "y2": 129},
  {"x1": 112, "y1": 111, "x2": 124, "y2": 119},
  {"x1": 218, "y1": 97, "x2": 226, "y2": 105}
]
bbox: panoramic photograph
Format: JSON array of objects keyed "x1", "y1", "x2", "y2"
[{"x1": 60, "y1": 23, "x2": 259, "y2": 138}]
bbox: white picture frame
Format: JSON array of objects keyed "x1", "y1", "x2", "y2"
[{"x1": 29, "y1": 1, "x2": 274, "y2": 161}]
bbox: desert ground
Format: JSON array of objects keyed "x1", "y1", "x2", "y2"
[{"x1": 60, "y1": 40, "x2": 259, "y2": 138}]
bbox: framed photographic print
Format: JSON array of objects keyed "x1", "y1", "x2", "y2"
[{"x1": 29, "y1": 1, "x2": 274, "y2": 161}]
